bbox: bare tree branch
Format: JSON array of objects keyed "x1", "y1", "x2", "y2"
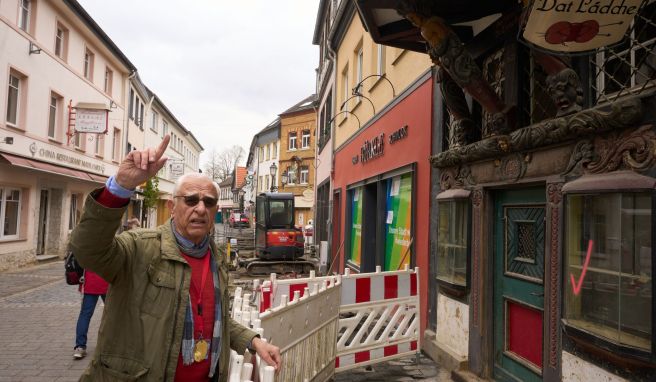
[{"x1": 203, "y1": 145, "x2": 245, "y2": 182}]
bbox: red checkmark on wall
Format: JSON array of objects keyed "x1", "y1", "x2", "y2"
[{"x1": 570, "y1": 239, "x2": 594, "y2": 296}]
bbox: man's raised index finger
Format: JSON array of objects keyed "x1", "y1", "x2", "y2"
[{"x1": 155, "y1": 135, "x2": 171, "y2": 159}]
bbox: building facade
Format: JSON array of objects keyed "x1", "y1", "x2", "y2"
[
  {"x1": 327, "y1": 0, "x2": 433, "y2": 342},
  {"x1": 0, "y1": 0, "x2": 202, "y2": 270},
  {"x1": 278, "y1": 95, "x2": 318, "y2": 228},
  {"x1": 357, "y1": 1, "x2": 656, "y2": 381},
  {"x1": 0, "y1": 0, "x2": 134, "y2": 270}
]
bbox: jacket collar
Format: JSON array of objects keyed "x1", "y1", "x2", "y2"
[{"x1": 159, "y1": 219, "x2": 219, "y2": 264}]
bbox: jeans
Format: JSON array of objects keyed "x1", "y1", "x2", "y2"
[{"x1": 75, "y1": 294, "x2": 106, "y2": 349}]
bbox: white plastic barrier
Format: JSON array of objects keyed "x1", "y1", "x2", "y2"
[
  {"x1": 255, "y1": 277, "x2": 340, "y2": 382},
  {"x1": 253, "y1": 266, "x2": 421, "y2": 374},
  {"x1": 335, "y1": 266, "x2": 420, "y2": 372}
]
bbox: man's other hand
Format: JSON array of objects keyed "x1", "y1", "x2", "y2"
[
  {"x1": 251, "y1": 337, "x2": 281, "y2": 371},
  {"x1": 116, "y1": 135, "x2": 170, "y2": 190}
]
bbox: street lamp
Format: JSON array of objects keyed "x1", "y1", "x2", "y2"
[
  {"x1": 269, "y1": 162, "x2": 278, "y2": 192},
  {"x1": 281, "y1": 170, "x2": 288, "y2": 189}
]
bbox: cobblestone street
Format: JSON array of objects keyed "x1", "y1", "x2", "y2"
[
  {"x1": 0, "y1": 261, "x2": 451, "y2": 381},
  {"x1": 0, "y1": 262, "x2": 99, "y2": 382}
]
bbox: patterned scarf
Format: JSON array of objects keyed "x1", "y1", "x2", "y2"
[{"x1": 172, "y1": 222, "x2": 222, "y2": 377}]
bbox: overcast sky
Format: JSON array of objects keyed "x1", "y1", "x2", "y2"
[{"x1": 78, "y1": 0, "x2": 319, "y2": 167}]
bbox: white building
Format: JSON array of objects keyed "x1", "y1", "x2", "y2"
[
  {"x1": 0, "y1": 0, "x2": 135, "y2": 270},
  {"x1": 0, "y1": 0, "x2": 202, "y2": 270}
]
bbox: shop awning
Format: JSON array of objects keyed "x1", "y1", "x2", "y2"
[{"x1": 0, "y1": 153, "x2": 108, "y2": 184}]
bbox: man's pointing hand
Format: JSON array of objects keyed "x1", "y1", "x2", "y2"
[{"x1": 115, "y1": 135, "x2": 170, "y2": 190}]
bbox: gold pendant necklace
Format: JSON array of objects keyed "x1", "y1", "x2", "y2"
[{"x1": 194, "y1": 339, "x2": 210, "y2": 362}]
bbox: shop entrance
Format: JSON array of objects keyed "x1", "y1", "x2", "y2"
[
  {"x1": 36, "y1": 189, "x2": 49, "y2": 255},
  {"x1": 493, "y1": 187, "x2": 545, "y2": 382}
]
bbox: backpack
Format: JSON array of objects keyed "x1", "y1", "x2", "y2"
[{"x1": 64, "y1": 251, "x2": 84, "y2": 285}]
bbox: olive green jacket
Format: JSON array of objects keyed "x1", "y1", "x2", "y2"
[{"x1": 69, "y1": 191, "x2": 256, "y2": 382}]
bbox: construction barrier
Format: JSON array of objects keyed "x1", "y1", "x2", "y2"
[
  {"x1": 253, "y1": 266, "x2": 421, "y2": 375},
  {"x1": 335, "y1": 267, "x2": 420, "y2": 372},
  {"x1": 229, "y1": 277, "x2": 340, "y2": 382}
]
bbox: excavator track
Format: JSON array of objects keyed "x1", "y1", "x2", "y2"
[{"x1": 244, "y1": 260, "x2": 316, "y2": 276}]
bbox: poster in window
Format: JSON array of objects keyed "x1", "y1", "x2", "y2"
[
  {"x1": 349, "y1": 187, "x2": 363, "y2": 266},
  {"x1": 385, "y1": 174, "x2": 412, "y2": 271}
]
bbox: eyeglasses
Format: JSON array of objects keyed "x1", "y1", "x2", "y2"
[{"x1": 174, "y1": 194, "x2": 218, "y2": 208}]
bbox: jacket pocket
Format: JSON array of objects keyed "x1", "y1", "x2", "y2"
[
  {"x1": 141, "y1": 264, "x2": 176, "y2": 317},
  {"x1": 98, "y1": 354, "x2": 149, "y2": 381}
]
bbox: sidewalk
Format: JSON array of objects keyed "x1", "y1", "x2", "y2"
[
  {"x1": 0, "y1": 262, "x2": 98, "y2": 382},
  {"x1": 0, "y1": 261, "x2": 452, "y2": 381}
]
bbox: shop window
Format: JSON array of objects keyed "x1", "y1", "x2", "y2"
[
  {"x1": 384, "y1": 174, "x2": 413, "y2": 271},
  {"x1": 0, "y1": 187, "x2": 21, "y2": 240},
  {"x1": 563, "y1": 173, "x2": 654, "y2": 364},
  {"x1": 436, "y1": 191, "x2": 470, "y2": 288},
  {"x1": 348, "y1": 187, "x2": 363, "y2": 268}
]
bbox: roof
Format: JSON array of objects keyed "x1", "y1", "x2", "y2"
[
  {"x1": 279, "y1": 94, "x2": 318, "y2": 116},
  {"x1": 219, "y1": 176, "x2": 233, "y2": 187},
  {"x1": 312, "y1": 0, "x2": 328, "y2": 45},
  {"x1": 233, "y1": 167, "x2": 248, "y2": 189},
  {"x1": 63, "y1": 0, "x2": 136, "y2": 72}
]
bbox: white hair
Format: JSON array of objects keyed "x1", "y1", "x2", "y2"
[{"x1": 171, "y1": 173, "x2": 217, "y2": 198}]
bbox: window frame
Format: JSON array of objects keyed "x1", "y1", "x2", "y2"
[
  {"x1": 561, "y1": 172, "x2": 656, "y2": 367},
  {"x1": 84, "y1": 48, "x2": 94, "y2": 81},
  {"x1": 6, "y1": 73, "x2": 21, "y2": 127},
  {"x1": 0, "y1": 187, "x2": 22, "y2": 241},
  {"x1": 150, "y1": 110, "x2": 158, "y2": 133},
  {"x1": 104, "y1": 67, "x2": 113, "y2": 96},
  {"x1": 18, "y1": 0, "x2": 30, "y2": 32},
  {"x1": 47, "y1": 92, "x2": 63, "y2": 140},
  {"x1": 301, "y1": 130, "x2": 311, "y2": 149},
  {"x1": 435, "y1": 189, "x2": 472, "y2": 296},
  {"x1": 377, "y1": 44, "x2": 386, "y2": 76},
  {"x1": 299, "y1": 166, "x2": 309, "y2": 185},
  {"x1": 112, "y1": 127, "x2": 121, "y2": 162},
  {"x1": 289, "y1": 132, "x2": 297, "y2": 151}
]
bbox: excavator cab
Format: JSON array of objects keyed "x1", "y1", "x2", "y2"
[{"x1": 255, "y1": 193, "x2": 304, "y2": 260}]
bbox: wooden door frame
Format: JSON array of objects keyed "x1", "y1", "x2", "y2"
[{"x1": 468, "y1": 182, "x2": 563, "y2": 382}]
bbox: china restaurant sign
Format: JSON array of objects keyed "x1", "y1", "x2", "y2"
[{"x1": 521, "y1": 0, "x2": 642, "y2": 53}]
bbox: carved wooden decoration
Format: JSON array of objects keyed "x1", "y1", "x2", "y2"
[
  {"x1": 431, "y1": 97, "x2": 643, "y2": 168},
  {"x1": 547, "y1": 183, "x2": 563, "y2": 369},
  {"x1": 471, "y1": 189, "x2": 483, "y2": 327}
]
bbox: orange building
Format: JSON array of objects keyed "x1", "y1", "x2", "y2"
[{"x1": 278, "y1": 95, "x2": 318, "y2": 228}]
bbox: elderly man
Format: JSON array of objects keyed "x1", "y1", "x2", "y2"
[{"x1": 69, "y1": 135, "x2": 280, "y2": 381}]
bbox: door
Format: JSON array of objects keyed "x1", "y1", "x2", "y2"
[
  {"x1": 494, "y1": 188, "x2": 546, "y2": 382},
  {"x1": 37, "y1": 189, "x2": 49, "y2": 255}
]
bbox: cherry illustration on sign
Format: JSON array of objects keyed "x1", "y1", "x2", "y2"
[
  {"x1": 541, "y1": 20, "x2": 623, "y2": 45},
  {"x1": 570, "y1": 239, "x2": 593, "y2": 296}
]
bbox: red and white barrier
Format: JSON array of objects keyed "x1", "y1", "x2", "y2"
[{"x1": 250, "y1": 265, "x2": 421, "y2": 376}]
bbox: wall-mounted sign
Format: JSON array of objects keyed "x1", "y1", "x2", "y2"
[
  {"x1": 169, "y1": 159, "x2": 185, "y2": 179},
  {"x1": 360, "y1": 133, "x2": 385, "y2": 164},
  {"x1": 521, "y1": 0, "x2": 642, "y2": 53},
  {"x1": 389, "y1": 125, "x2": 408, "y2": 144},
  {"x1": 74, "y1": 103, "x2": 109, "y2": 134}
]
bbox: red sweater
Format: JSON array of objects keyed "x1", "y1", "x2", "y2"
[
  {"x1": 96, "y1": 187, "x2": 214, "y2": 381},
  {"x1": 80, "y1": 270, "x2": 108, "y2": 295}
]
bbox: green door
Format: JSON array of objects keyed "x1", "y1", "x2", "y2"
[{"x1": 494, "y1": 188, "x2": 546, "y2": 382}]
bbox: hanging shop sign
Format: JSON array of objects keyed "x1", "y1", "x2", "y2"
[
  {"x1": 169, "y1": 159, "x2": 185, "y2": 179},
  {"x1": 74, "y1": 103, "x2": 110, "y2": 134},
  {"x1": 520, "y1": 0, "x2": 643, "y2": 53}
]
